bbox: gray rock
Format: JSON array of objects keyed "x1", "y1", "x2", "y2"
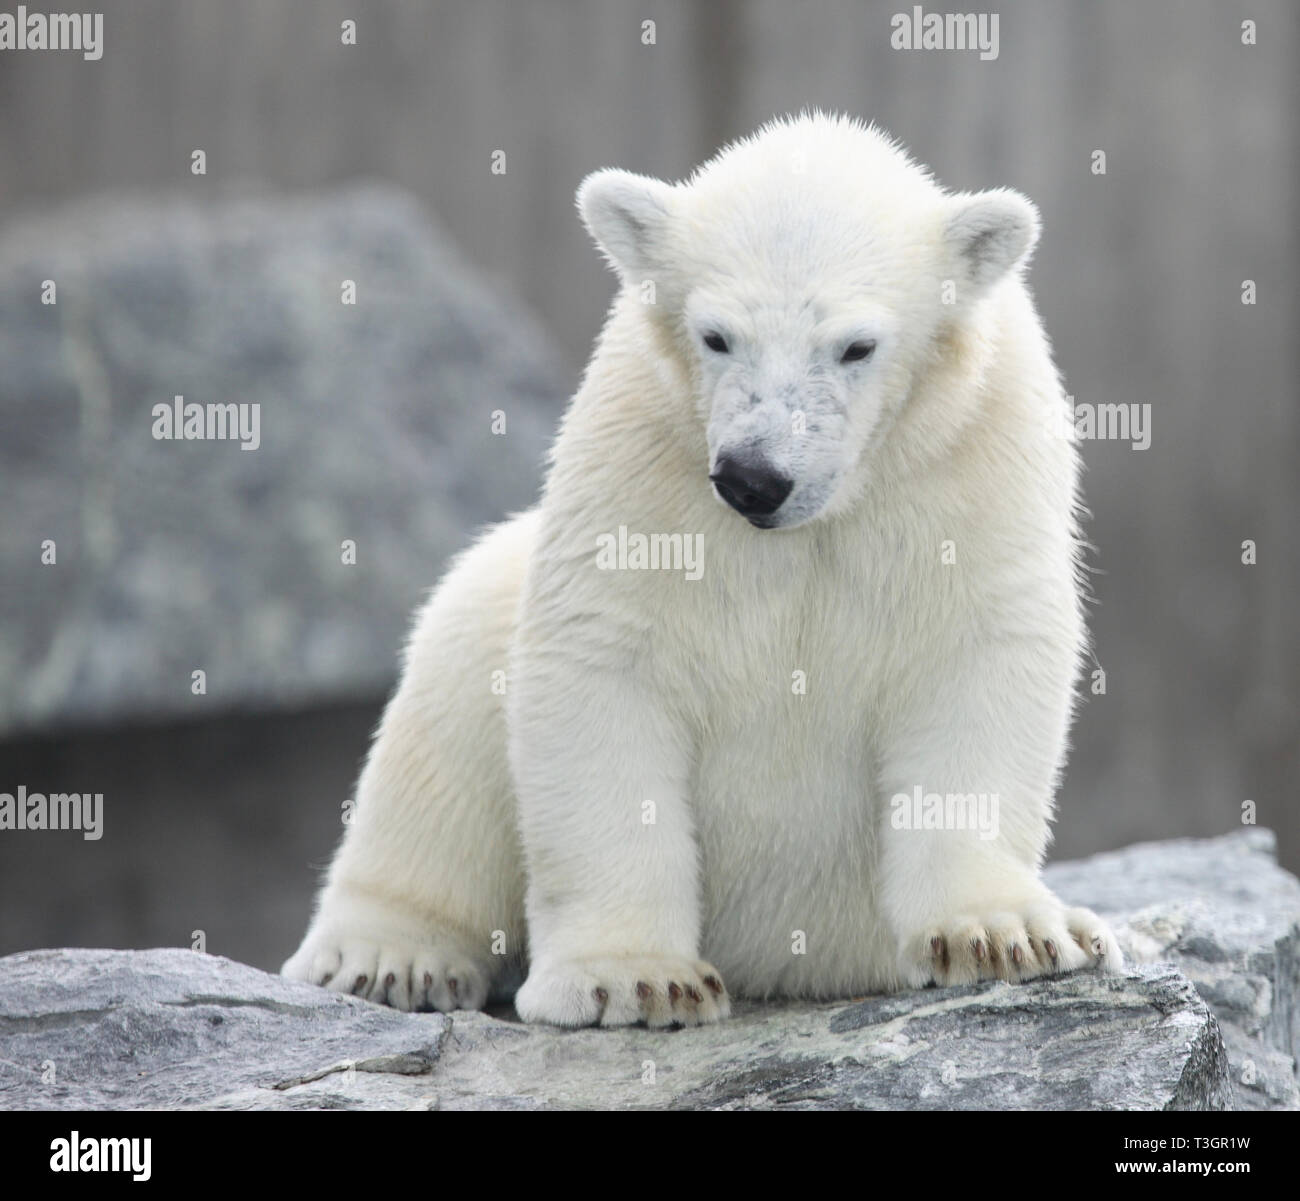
[
  {"x1": 0, "y1": 186, "x2": 569, "y2": 736},
  {"x1": 0, "y1": 948, "x2": 450, "y2": 1111},
  {"x1": 1, "y1": 830, "x2": 1295, "y2": 1111},
  {"x1": 1045, "y1": 827, "x2": 1300, "y2": 1109},
  {"x1": 0, "y1": 949, "x2": 1227, "y2": 1111}
]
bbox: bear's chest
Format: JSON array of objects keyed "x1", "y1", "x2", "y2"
[{"x1": 688, "y1": 701, "x2": 888, "y2": 992}]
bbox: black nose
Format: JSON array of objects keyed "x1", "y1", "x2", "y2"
[{"x1": 710, "y1": 455, "x2": 793, "y2": 519}]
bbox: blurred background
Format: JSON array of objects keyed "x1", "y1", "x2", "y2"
[{"x1": 0, "y1": 0, "x2": 1295, "y2": 970}]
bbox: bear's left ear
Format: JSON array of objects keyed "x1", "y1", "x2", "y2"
[
  {"x1": 944, "y1": 188, "x2": 1040, "y2": 294},
  {"x1": 577, "y1": 168, "x2": 676, "y2": 281}
]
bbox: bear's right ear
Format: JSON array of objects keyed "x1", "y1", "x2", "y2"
[
  {"x1": 943, "y1": 188, "x2": 1041, "y2": 296},
  {"x1": 577, "y1": 169, "x2": 675, "y2": 281}
]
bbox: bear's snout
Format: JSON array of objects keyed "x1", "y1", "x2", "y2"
[{"x1": 710, "y1": 454, "x2": 793, "y2": 525}]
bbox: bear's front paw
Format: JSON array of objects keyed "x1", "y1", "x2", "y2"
[
  {"x1": 897, "y1": 903, "x2": 1123, "y2": 989},
  {"x1": 514, "y1": 955, "x2": 730, "y2": 1028},
  {"x1": 282, "y1": 900, "x2": 492, "y2": 1013}
]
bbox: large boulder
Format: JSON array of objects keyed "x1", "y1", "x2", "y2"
[
  {"x1": 0, "y1": 948, "x2": 1228, "y2": 1111},
  {"x1": 2, "y1": 830, "x2": 1295, "y2": 1111},
  {"x1": 1045, "y1": 827, "x2": 1300, "y2": 1110},
  {"x1": 0, "y1": 185, "x2": 569, "y2": 735}
]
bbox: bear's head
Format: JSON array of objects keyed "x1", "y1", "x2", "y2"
[{"x1": 578, "y1": 113, "x2": 1040, "y2": 530}]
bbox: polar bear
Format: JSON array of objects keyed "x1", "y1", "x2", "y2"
[{"x1": 283, "y1": 113, "x2": 1121, "y2": 1027}]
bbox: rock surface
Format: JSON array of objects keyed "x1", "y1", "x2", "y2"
[
  {"x1": 1045, "y1": 827, "x2": 1300, "y2": 1110},
  {"x1": 0, "y1": 186, "x2": 569, "y2": 736},
  {"x1": 1, "y1": 830, "x2": 1295, "y2": 1111},
  {"x1": 0, "y1": 949, "x2": 1228, "y2": 1111}
]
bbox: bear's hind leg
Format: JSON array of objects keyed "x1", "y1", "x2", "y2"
[{"x1": 282, "y1": 513, "x2": 538, "y2": 1011}]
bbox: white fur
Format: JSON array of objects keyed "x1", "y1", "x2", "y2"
[{"x1": 283, "y1": 113, "x2": 1121, "y2": 1027}]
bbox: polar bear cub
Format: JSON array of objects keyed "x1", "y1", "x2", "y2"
[{"x1": 283, "y1": 113, "x2": 1121, "y2": 1027}]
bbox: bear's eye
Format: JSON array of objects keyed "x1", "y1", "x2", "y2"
[
  {"x1": 840, "y1": 339, "x2": 877, "y2": 364},
  {"x1": 703, "y1": 331, "x2": 730, "y2": 354}
]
